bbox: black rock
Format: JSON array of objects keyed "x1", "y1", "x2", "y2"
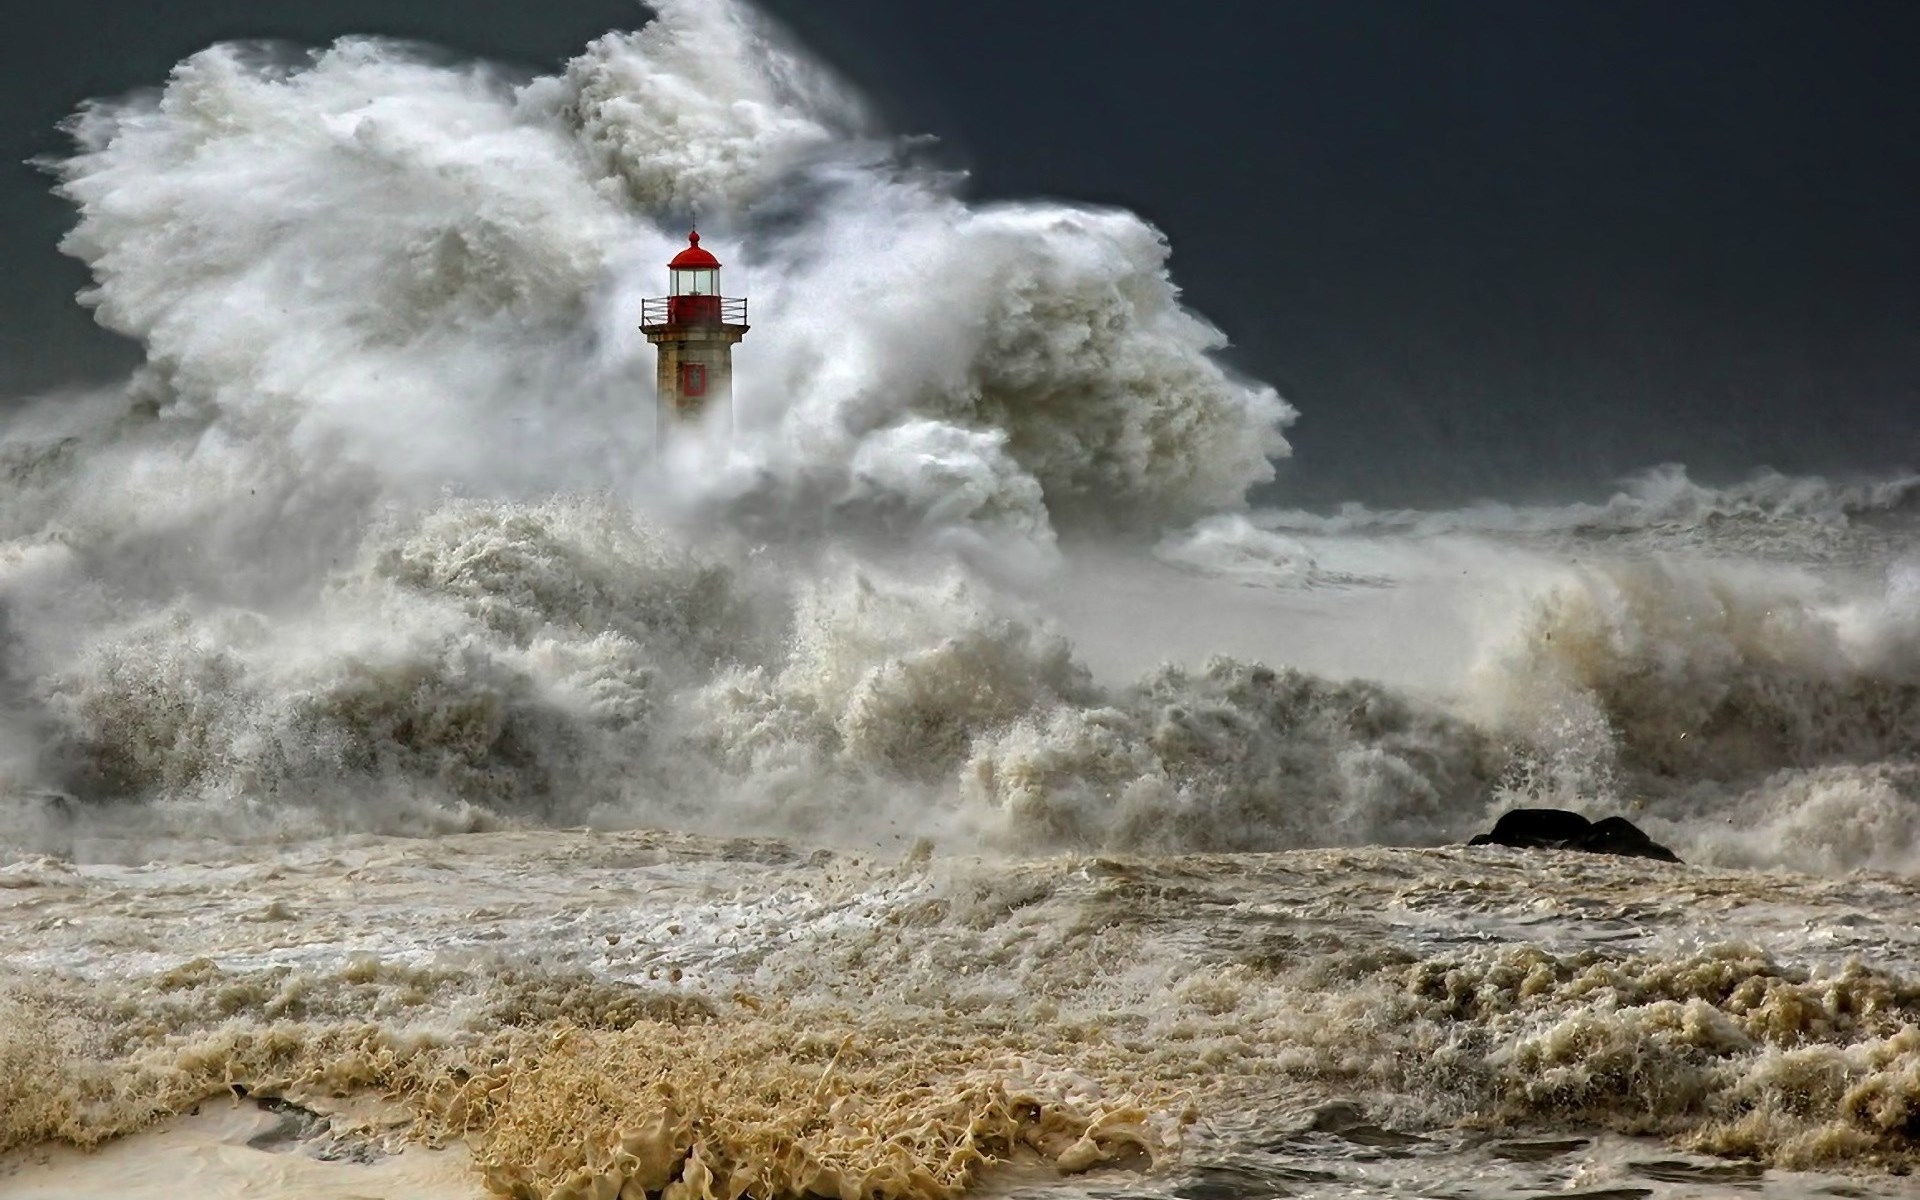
[
  {"x1": 1579, "y1": 815, "x2": 1683, "y2": 863},
  {"x1": 1468, "y1": 808, "x2": 1681, "y2": 863},
  {"x1": 1468, "y1": 807, "x2": 1592, "y2": 850}
]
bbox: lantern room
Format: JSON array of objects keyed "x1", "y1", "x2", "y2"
[{"x1": 668, "y1": 231, "x2": 721, "y2": 321}]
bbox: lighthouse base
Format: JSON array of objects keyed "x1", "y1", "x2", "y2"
[{"x1": 640, "y1": 321, "x2": 748, "y2": 440}]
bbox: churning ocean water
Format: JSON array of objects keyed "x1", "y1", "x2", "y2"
[{"x1": 6, "y1": 2, "x2": 1920, "y2": 1197}]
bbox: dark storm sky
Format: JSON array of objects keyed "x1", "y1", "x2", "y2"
[{"x1": 2, "y1": 2, "x2": 1916, "y2": 505}]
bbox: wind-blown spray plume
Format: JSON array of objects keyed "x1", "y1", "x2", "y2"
[
  {"x1": 0, "y1": 0, "x2": 1312, "y2": 847},
  {"x1": 48, "y1": 0, "x2": 1291, "y2": 548}
]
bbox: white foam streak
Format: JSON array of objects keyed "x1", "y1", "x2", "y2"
[{"x1": 1259, "y1": 462, "x2": 1920, "y2": 547}]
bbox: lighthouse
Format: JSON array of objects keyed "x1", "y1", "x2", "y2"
[{"x1": 639, "y1": 230, "x2": 749, "y2": 438}]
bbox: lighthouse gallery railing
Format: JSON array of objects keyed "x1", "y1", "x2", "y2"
[{"x1": 640, "y1": 296, "x2": 748, "y2": 327}]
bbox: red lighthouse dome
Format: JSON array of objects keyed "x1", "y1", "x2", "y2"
[
  {"x1": 664, "y1": 229, "x2": 723, "y2": 318},
  {"x1": 668, "y1": 230, "x2": 720, "y2": 270}
]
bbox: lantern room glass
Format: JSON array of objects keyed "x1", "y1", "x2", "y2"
[{"x1": 672, "y1": 267, "x2": 718, "y2": 296}]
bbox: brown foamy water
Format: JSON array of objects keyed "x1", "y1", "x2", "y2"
[{"x1": 7, "y1": 828, "x2": 1920, "y2": 1199}]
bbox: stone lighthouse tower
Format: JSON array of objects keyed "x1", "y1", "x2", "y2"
[{"x1": 639, "y1": 230, "x2": 749, "y2": 438}]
